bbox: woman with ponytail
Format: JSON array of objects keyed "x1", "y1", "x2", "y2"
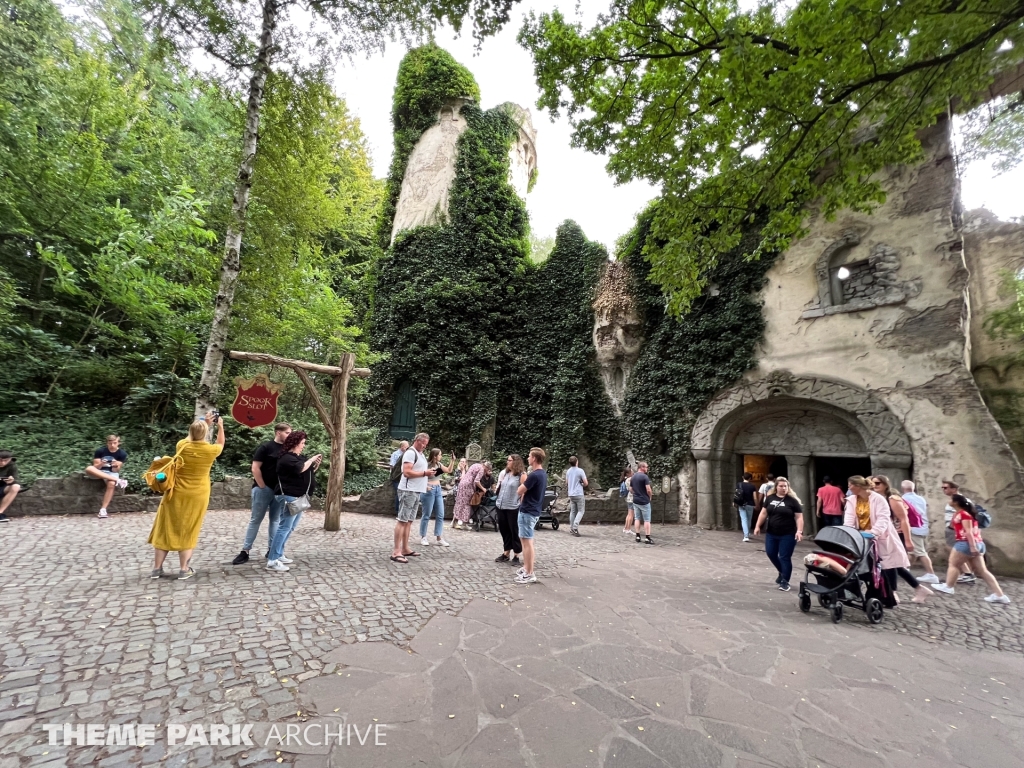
[{"x1": 932, "y1": 495, "x2": 1010, "y2": 603}]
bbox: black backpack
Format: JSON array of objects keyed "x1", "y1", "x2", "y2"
[
  {"x1": 732, "y1": 482, "x2": 744, "y2": 506},
  {"x1": 389, "y1": 452, "x2": 407, "y2": 483}
]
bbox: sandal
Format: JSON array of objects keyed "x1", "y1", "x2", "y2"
[
  {"x1": 402, "y1": 551, "x2": 421, "y2": 557},
  {"x1": 389, "y1": 555, "x2": 408, "y2": 563}
]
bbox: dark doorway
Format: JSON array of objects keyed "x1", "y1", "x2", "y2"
[
  {"x1": 813, "y1": 456, "x2": 872, "y2": 495},
  {"x1": 389, "y1": 381, "x2": 417, "y2": 441}
]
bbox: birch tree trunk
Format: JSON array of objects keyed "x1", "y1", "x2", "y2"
[{"x1": 194, "y1": 0, "x2": 278, "y2": 417}]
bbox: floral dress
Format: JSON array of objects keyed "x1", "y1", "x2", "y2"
[{"x1": 454, "y1": 462, "x2": 486, "y2": 523}]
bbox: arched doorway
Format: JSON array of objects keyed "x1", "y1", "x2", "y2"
[
  {"x1": 691, "y1": 372, "x2": 912, "y2": 531},
  {"x1": 389, "y1": 381, "x2": 417, "y2": 441}
]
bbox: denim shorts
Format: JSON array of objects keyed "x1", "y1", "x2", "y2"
[
  {"x1": 518, "y1": 512, "x2": 539, "y2": 539},
  {"x1": 953, "y1": 540, "x2": 985, "y2": 556},
  {"x1": 633, "y1": 502, "x2": 652, "y2": 523}
]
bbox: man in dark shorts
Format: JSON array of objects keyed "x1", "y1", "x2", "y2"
[
  {"x1": 0, "y1": 450, "x2": 20, "y2": 522},
  {"x1": 515, "y1": 448, "x2": 548, "y2": 584},
  {"x1": 232, "y1": 422, "x2": 291, "y2": 565},
  {"x1": 85, "y1": 435, "x2": 128, "y2": 518}
]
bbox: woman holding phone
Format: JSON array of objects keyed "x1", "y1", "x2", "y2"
[{"x1": 266, "y1": 430, "x2": 321, "y2": 572}]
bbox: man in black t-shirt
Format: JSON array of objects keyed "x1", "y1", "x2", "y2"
[
  {"x1": 736, "y1": 472, "x2": 758, "y2": 543},
  {"x1": 514, "y1": 448, "x2": 548, "y2": 584},
  {"x1": 84, "y1": 434, "x2": 128, "y2": 519},
  {"x1": 232, "y1": 422, "x2": 292, "y2": 565},
  {"x1": 630, "y1": 461, "x2": 654, "y2": 545}
]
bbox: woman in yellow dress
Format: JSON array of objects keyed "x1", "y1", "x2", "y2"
[{"x1": 148, "y1": 413, "x2": 225, "y2": 580}]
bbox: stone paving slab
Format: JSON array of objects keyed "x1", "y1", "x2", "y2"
[{"x1": 0, "y1": 509, "x2": 1021, "y2": 767}]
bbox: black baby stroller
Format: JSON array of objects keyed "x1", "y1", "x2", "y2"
[
  {"x1": 798, "y1": 525, "x2": 887, "y2": 625},
  {"x1": 472, "y1": 489, "x2": 500, "y2": 532},
  {"x1": 534, "y1": 489, "x2": 560, "y2": 530}
]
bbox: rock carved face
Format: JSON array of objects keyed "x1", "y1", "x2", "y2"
[{"x1": 592, "y1": 262, "x2": 644, "y2": 415}]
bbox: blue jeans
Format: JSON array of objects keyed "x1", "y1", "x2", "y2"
[
  {"x1": 419, "y1": 485, "x2": 444, "y2": 538},
  {"x1": 738, "y1": 505, "x2": 753, "y2": 537},
  {"x1": 765, "y1": 532, "x2": 797, "y2": 583},
  {"x1": 392, "y1": 481, "x2": 400, "y2": 512},
  {"x1": 268, "y1": 500, "x2": 302, "y2": 562},
  {"x1": 243, "y1": 486, "x2": 283, "y2": 551}
]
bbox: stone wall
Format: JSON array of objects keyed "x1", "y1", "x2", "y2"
[
  {"x1": 7, "y1": 475, "x2": 253, "y2": 516},
  {"x1": 750, "y1": 119, "x2": 1024, "y2": 575},
  {"x1": 964, "y1": 209, "x2": 1024, "y2": 463}
]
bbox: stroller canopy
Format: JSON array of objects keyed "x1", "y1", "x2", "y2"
[{"x1": 813, "y1": 525, "x2": 866, "y2": 559}]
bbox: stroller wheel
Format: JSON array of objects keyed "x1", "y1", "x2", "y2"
[
  {"x1": 865, "y1": 597, "x2": 884, "y2": 625},
  {"x1": 551, "y1": 518, "x2": 559, "y2": 531},
  {"x1": 818, "y1": 594, "x2": 831, "y2": 609},
  {"x1": 799, "y1": 592, "x2": 811, "y2": 613},
  {"x1": 830, "y1": 603, "x2": 844, "y2": 624}
]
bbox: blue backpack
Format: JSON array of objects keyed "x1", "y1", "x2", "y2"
[
  {"x1": 974, "y1": 504, "x2": 993, "y2": 529},
  {"x1": 619, "y1": 480, "x2": 629, "y2": 498}
]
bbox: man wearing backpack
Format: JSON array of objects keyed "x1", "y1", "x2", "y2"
[
  {"x1": 389, "y1": 440, "x2": 409, "y2": 513},
  {"x1": 900, "y1": 480, "x2": 939, "y2": 583},
  {"x1": 734, "y1": 472, "x2": 757, "y2": 542}
]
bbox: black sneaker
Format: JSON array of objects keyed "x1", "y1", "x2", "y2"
[
  {"x1": 645, "y1": 537, "x2": 654, "y2": 545},
  {"x1": 778, "y1": 581, "x2": 791, "y2": 592},
  {"x1": 0, "y1": 513, "x2": 9, "y2": 523},
  {"x1": 636, "y1": 534, "x2": 642, "y2": 543},
  {"x1": 231, "y1": 550, "x2": 250, "y2": 565},
  {"x1": 510, "y1": 557, "x2": 521, "y2": 566},
  {"x1": 775, "y1": 575, "x2": 783, "y2": 584},
  {"x1": 495, "y1": 554, "x2": 510, "y2": 563}
]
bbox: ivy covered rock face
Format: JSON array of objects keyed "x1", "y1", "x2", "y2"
[{"x1": 369, "y1": 46, "x2": 622, "y2": 484}]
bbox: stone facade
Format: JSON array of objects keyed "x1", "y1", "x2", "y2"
[
  {"x1": 684, "y1": 120, "x2": 1024, "y2": 575},
  {"x1": 964, "y1": 209, "x2": 1024, "y2": 462},
  {"x1": 7, "y1": 474, "x2": 253, "y2": 516},
  {"x1": 593, "y1": 260, "x2": 643, "y2": 416}
]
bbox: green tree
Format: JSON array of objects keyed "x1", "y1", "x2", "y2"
[
  {"x1": 520, "y1": 1, "x2": 1024, "y2": 313},
  {"x1": 139, "y1": 0, "x2": 521, "y2": 415}
]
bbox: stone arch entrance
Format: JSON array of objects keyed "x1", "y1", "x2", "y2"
[{"x1": 690, "y1": 372, "x2": 913, "y2": 530}]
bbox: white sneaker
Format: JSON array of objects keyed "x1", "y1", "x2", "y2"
[
  {"x1": 437, "y1": 538, "x2": 450, "y2": 547},
  {"x1": 917, "y1": 573, "x2": 940, "y2": 584},
  {"x1": 97, "y1": 509, "x2": 108, "y2": 518},
  {"x1": 984, "y1": 594, "x2": 1011, "y2": 604},
  {"x1": 278, "y1": 556, "x2": 293, "y2": 564},
  {"x1": 266, "y1": 560, "x2": 289, "y2": 572},
  {"x1": 515, "y1": 572, "x2": 537, "y2": 584},
  {"x1": 932, "y1": 583, "x2": 954, "y2": 595},
  {"x1": 421, "y1": 537, "x2": 430, "y2": 546},
  {"x1": 743, "y1": 536, "x2": 750, "y2": 543}
]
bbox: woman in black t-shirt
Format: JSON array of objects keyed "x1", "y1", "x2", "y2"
[
  {"x1": 267, "y1": 431, "x2": 321, "y2": 573},
  {"x1": 753, "y1": 476, "x2": 804, "y2": 592}
]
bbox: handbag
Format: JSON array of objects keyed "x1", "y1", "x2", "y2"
[{"x1": 280, "y1": 471, "x2": 312, "y2": 517}]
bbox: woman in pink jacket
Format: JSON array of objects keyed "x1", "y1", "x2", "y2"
[{"x1": 844, "y1": 475, "x2": 910, "y2": 607}]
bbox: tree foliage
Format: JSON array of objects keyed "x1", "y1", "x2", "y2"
[{"x1": 520, "y1": 0, "x2": 1024, "y2": 313}]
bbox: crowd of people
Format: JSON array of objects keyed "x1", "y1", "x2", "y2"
[
  {"x1": 0, "y1": 422, "x2": 1013, "y2": 606},
  {"x1": 737, "y1": 471, "x2": 1011, "y2": 604}
]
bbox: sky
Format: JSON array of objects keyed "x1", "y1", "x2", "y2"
[{"x1": 331, "y1": 4, "x2": 1024, "y2": 254}]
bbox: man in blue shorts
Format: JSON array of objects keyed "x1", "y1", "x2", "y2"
[
  {"x1": 515, "y1": 447, "x2": 547, "y2": 584},
  {"x1": 630, "y1": 461, "x2": 654, "y2": 545}
]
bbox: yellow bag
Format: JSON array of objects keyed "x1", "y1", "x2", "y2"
[{"x1": 143, "y1": 450, "x2": 184, "y2": 495}]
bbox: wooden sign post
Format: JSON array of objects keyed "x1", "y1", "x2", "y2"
[{"x1": 228, "y1": 350, "x2": 371, "y2": 532}]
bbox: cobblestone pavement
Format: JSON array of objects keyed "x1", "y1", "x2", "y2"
[{"x1": 0, "y1": 509, "x2": 1021, "y2": 768}]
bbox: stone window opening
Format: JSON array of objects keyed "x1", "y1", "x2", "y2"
[{"x1": 803, "y1": 230, "x2": 920, "y2": 318}]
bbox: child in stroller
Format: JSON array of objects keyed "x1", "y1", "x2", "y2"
[
  {"x1": 798, "y1": 525, "x2": 890, "y2": 624},
  {"x1": 471, "y1": 489, "x2": 500, "y2": 531}
]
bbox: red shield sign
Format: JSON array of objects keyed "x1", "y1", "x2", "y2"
[{"x1": 231, "y1": 374, "x2": 283, "y2": 429}]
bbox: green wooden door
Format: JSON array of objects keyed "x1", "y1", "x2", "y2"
[{"x1": 389, "y1": 380, "x2": 417, "y2": 440}]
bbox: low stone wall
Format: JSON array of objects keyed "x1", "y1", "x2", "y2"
[{"x1": 7, "y1": 474, "x2": 253, "y2": 516}]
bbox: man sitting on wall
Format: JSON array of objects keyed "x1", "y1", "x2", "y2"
[
  {"x1": 0, "y1": 450, "x2": 20, "y2": 522},
  {"x1": 84, "y1": 434, "x2": 128, "y2": 519}
]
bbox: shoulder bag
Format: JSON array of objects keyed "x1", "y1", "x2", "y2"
[{"x1": 280, "y1": 468, "x2": 313, "y2": 517}]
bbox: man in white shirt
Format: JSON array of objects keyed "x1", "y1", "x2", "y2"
[
  {"x1": 389, "y1": 440, "x2": 409, "y2": 513},
  {"x1": 756, "y1": 474, "x2": 775, "y2": 513},
  {"x1": 565, "y1": 456, "x2": 589, "y2": 536},
  {"x1": 392, "y1": 433, "x2": 429, "y2": 564},
  {"x1": 900, "y1": 480, "x2": 939, "y2": 583}
]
